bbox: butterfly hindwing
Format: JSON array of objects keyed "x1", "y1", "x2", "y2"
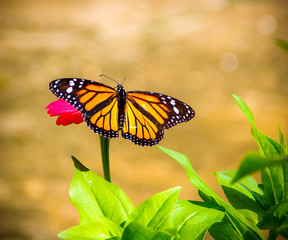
[
  {"x1": 49, "y1": 78, "x2": 119, "y2": 138},
  {"x1": 83, "y1": 97, "x2": 119, "y2": 138},
  {"x1": 122, "y1": 101, "x2": 164, "y2": 146},
  {"x1": 126, "y1": 91, "x2": 195, "y2": 130}
]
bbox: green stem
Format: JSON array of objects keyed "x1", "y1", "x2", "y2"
[{"x1": 99, "y1": 135, "x2": 111, "y2": 182}]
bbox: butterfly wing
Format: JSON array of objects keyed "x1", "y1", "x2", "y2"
[
  {"x1": 127, "y1": 91, "x2": 195, "y2": 129},
  {"x1": 122, "y1": 100, "x2": 164, "y2": 146},
  {"x1": 49, "y1": 78, "x2": 120, "y2": 138},
  {"x1": 122, "y1": 91, "x2": 195, "y2": 146}
]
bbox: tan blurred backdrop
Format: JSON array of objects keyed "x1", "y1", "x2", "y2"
[{"x1": 0, "y1": 0, "x2": 287, "y2": 239}]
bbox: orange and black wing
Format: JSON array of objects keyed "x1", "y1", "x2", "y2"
[
  {"x1": 122, "y1": 100, "x2": 164, "y2": 146},
  {"x1": 122, "y1": 91, "x2": 195, "y2": 146},
  {"x1": 49, "y1": 78, "x2": 119, "y2": 138}
]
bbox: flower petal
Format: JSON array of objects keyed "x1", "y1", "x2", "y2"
[
  {"x1": 46, "y1": 99, "x2": 79, "y2": 116},
  {"x1": 46, "y1": 99, "x2": 84, "y2": 125},
  {"x1": 55, "y1": 112, "x2": 84, "y2": 126}
]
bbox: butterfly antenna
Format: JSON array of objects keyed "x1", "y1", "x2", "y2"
[
  {"x1": 100, "y1": 74, "x2": 120, "y2": 85},
  {"x1": 121, "y1": 77, "x2": 126, "y2": 86}
]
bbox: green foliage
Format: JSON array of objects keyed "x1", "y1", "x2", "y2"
[
  {"x1": 257, "y1": 200, "x2": 288, "y2": 238},
  {"x1": 122, "y1": 222, "x2": 172, "y2": 240},
  {"x1": 124, "y1": 187, "x2": 181, "y2": 229},
  {"x1": 159, "y1": 200, "x2": 224, "y2": 239},
  {"x1": 58, "y1": 220, "x2": 122, "y2": 240},
  {"x1": 59, "y1": 157, "x2": 223, "y2": 240},
  {"x1": 232, "y1": 153, "x2": 288, "y2": 184},
  {"x1": 158, "y1": 146, "x2": 265, "y2": 240},
  {"x1": 214, "y1": 170, "x2": 264, "y2": 224},
  {"x1": 232, "y1": 94, "x2": 288, "y2": 207},
  {"x1": 275, "y1": 38, "x2": 288, "y2": 54},
  {"x1": 232, "y1": 94, "x2": 288, "y2": 239},
  {"x1": 58, "y1": 94, "x2": 287, "y2": 240},
  {"x1": 70, "y1": 156, "x2": 134, "y2": 226}
]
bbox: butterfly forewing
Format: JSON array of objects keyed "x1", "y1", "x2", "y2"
[
  {"x1": 49, "y1": 78, "x2": 120, "y2": 138},
  {"x1": 127, "y1": 91, "x2": 195, "y2": 130}
]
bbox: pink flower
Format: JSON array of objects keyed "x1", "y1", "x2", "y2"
[{"x1": 46, "y1": 99, "x2": 84, "y2": 126}]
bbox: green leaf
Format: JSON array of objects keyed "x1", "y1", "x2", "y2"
[
  {"x1": 122, "y1": 222, "x2": 172, "y2": 240},
  {"x1": 257, "y1": 200, "x2": 288, "y2": 238},
  {"x1": 215, "y1": 170, "x2": 264, "y2": 223},
  {"x1": 233, "y1": 153, "x2": 288, "y2": 183},
  {"x1": 209, "y1": 215, "x2": 244, "y2": 240},
  {"x1": 233, "y1": 94, "x2": 287, "y2": 207},
  {"x1": 250, "y1": 126, "x2": 286, "y2": 206},
  {"x1": 232, "y1": 94, "x2": 254, "y2": 125},
  {"x1": 232, "y1": 94, "x2": 285, "y2": 157},
  {"x1": 58, "y1": 218, "x2": 122, "y2": 240},
  {"x1": 157, "y1": 146, "x2": 219, "y2": 200},
  {"x1": 70, "y1": 156, "x2": 134, "y2": 225},
  {"x1": 278, "y1": 124, "x2": 288, "y2": 152},
  {"x1": 251, "y1": 127, "x2": 285, "y2": 157},
  {"x1": 158, "y1": 146, "x2": 265, "y2": 240},
  {"x1": 283, "y1": 165, "x2": 288, "y2": 201},
  {"x1": 209, "y1": 213, "x2": 266, "y2": 240},
  {"x1": 275, "y1": 38, "x2": 288, "y2": 54},
  {"x1": 253, "y1": 126, "x2": 286, "y2": 206},
  {"x1": 198, "y1": 190, "x2": 219, "y2": 206},
  {"x1": 125, "y1": 187, "x2": 181, "y2": 230},
  {"x1": 159, "y1": 200, "x2": 225, "y2": 240}
]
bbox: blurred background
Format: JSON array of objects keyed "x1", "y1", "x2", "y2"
[{"x1": 0, "y1": 0, "x2": 287, "y2": 239}]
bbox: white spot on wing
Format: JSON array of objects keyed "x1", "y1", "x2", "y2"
[
  {"x1": 173, "y1": 106, "x2": 179, "y2": 114},
  {"x1": 66, "y1": 87, "x2": 73, "y2": 93}
]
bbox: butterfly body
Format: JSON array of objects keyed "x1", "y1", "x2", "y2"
[
  {"x1": 49, "y1": 78, "x2": 195, "y2": 146},
  {"x1": 116, "y1": 84, "x2": 127, "y2": 130}
]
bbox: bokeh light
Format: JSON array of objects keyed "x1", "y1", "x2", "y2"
[
  {"x1": 219, "y1": 52, "x2": 239, "y2": 72},
  {"x1": 257, "y1": 15, "x2": 278, "y2": 35}
]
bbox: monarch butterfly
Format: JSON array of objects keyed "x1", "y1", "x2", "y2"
[{"x1": 49, "y1": 76, "x2": 195, "y2": 146}]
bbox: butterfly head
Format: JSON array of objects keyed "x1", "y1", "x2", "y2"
[{"x1": 116, "y1": 84, "x2": 124, "y2": 91}]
